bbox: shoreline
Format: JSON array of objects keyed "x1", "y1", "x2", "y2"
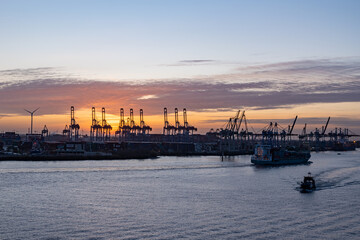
[
  {"x1": 0, "y1": 151, "x2": 252, "y2": 161},
  {"x1": 0, "y1": 152, "x2": 158, "y2": 161}
]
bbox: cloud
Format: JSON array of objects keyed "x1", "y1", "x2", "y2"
[
  {"x1": 165, "y1": 59, "x2": 217, "y2": 66},
  {"x1": 0, "y1": 58, "x2": 360, "y2": 118},
  {"x1": 0, "y1": 67, "x2": 67, "y2": 83},
  {"x1": 179, "y1": 60, "x2": 215, "y2": 63},
  {"x1": 0, "y1": 114, "x2": 11, "y2": 119},
  {"x1": 235, "y1": 58, "x2": 360, "y2": 83},
  {"x1": 137, "y1": 95, "x2": 159, "y2": 100}
]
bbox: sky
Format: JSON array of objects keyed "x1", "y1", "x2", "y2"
[{"x1": 0, "y1": 0, "x2": 360, "y2": 135}]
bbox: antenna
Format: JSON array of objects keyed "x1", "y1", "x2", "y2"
[{"x1": 24, "y1": 107, "x2": 40, "y2": 134}]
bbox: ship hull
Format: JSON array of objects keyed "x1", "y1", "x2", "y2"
[
  {"x1": 251, "y1": 144, "x2": 311, "y2": 166},
  {"x1": 300, "y1": 188, "x2": 314, "y2": 193},
  {"x1": 251, "y1": 157, "x2": 310, "y2": 165}
]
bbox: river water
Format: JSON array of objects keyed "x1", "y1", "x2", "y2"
[{"x1": 1, "y1": 150, "x2": 360, "y2": 239}]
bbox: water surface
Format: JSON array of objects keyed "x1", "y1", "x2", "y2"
[{"x1": 1, "y1": 151, "x2": 360, "y2": 239}]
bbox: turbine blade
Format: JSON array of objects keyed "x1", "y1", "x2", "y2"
[{"x1": 24, "y1": 109, "x2": 31, "y2": 114}]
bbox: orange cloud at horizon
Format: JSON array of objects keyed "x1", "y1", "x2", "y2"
[{"x1": 1, "y1": 102, "x2": 359, "y2": 135}]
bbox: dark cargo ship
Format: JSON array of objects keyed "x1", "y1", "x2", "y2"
[{"x1": 251, "y1": 144, "x2": 311, "y2": 165}]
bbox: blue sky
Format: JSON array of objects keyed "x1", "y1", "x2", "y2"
[
  {"x1": 1, "y1": 0, "x2": 360, "y2": 134},
  {"x1": 1, "y1": 0, "x2": 359, "y2": 80}
]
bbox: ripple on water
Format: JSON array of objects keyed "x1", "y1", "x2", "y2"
[{"x1": 1, "y1": 153, "x2": 360, "y2": 239}]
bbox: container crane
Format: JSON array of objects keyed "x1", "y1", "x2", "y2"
[
  {"x1": 235, "y1": 111, "x2": 252, "y2": 141},
  {"x1": 322, "y1": 117, "x2": 330, "y2": 136},
  {"x1": 163, "y1": 108, "x2": 175, "y2": 135},
  {"x1": 219, "y1": 110, "x2": 240, "y2": 139},
  {"x1": 183, "y1": 108, "x2": 197, "y2": 135},
  {"x1": 101, "y1": 107, "x2": 112, "y2": 141},
  {"x1": 129, "y1": 108, "x2": 140, "y2": 134},
  {"x1": 69, "y1": 106, "x2": 80, "y2": 141},
  {"x1": 90, "y1": 107, "x2": 102, "y2": 141},
  {"x1": 115, "y1": 108, "x2": 127, "y2": 139},
  {"x1": 174, "y1": 108, "x2": 183, "y2": 134},
  {"x1": 286, "y1": 115, "x2": 298, "y2": 141},
  {"x1": 63, "y1": 125, "x2": 70, "y2": 137},
  {"x1": 139, "y1": 109, "x2": 152, "y2": 135}
]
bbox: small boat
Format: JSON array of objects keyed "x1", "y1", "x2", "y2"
[{"x1": 300, "y1": 172, "x2": 316, "y2": 193}]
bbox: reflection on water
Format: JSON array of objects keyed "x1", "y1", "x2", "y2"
[{"x1": 1, "y1": 152, "x2": 360, "y2": 239}]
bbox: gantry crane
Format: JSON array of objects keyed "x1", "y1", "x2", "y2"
[
  {"x1": 163, "y1": 107, "x2": 175, "y2": 135},
  {"x1": 174, "y1": 108, "x2": 183, "y2": 134},
  {"x1": 183, "y1": 108, "x2": 197, "y2": 135},
  {"x1": 286, "y1": 115, "x2": 298, "y2": 141},
  {"x1": 101, "y1": 107, "x2": 112, "y2": 141},
  {"x1": 90, "y1": 107, "x2": 102, "y2": 141},
  {"x1": 69, "y1": 106, "x2": 80, "y2": 141},
  {"x1": 139, "y1": 109, "x2": 152, "y2": 135}
]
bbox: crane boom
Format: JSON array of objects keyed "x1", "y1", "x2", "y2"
[
  {"x1": 289, "y1": 115, "x2": 298, "y2": 134},
  {"x1": 322, "y1": 117, "x2": 330, "y2": 135},
  {"x1": 231, "y1": 110, "x2": 240, "y2": 131}
]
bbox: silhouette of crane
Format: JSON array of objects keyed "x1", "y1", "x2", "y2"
[{"x1": 24, "y1": 108, "x2": 40, "y2": 134}]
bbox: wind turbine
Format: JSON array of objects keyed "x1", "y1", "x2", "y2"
[{"x1": 24, "y1": 108, "x2": 40, "y2": 134}]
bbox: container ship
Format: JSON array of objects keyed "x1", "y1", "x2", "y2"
[{"x1": 251, "y1": 144, "x2": 311, "y2": 166}]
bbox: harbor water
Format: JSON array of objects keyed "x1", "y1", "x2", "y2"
[{"x1": 1, "y1": 150, "x2": 360, "y2": 239}]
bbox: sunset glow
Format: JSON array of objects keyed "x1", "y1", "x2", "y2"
[{"x1": 0, "y1": 1, "x2": 359, "y2": 135}]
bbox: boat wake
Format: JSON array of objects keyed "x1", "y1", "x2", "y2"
[{"x1": 297, "y1": 166, "x2": 360, "y2": 191}]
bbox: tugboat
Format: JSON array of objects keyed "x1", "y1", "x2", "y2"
[{"x1": 300, "y1": 172, "x2": 316, "y2": 193}]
